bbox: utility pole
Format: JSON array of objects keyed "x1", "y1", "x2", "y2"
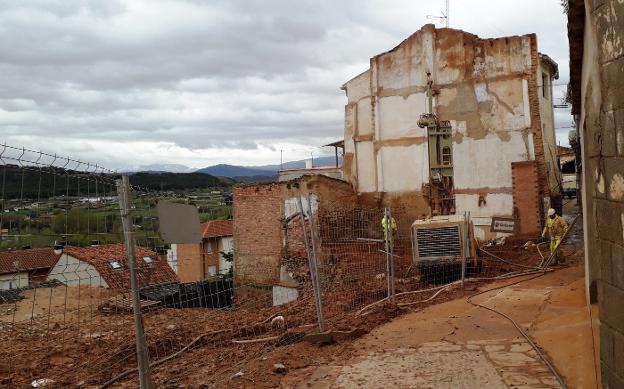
[{"x1": 117, "y1": 175, "x2": 153, "y2": 389}]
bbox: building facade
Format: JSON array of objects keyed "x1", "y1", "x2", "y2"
[
  {"x1": 567, "y1": 0, "x2": 624, "y2": 387},
  {"x1": 173, "y1": 220, "x2": 233, "y2": 283},
  {"x1": 342, "y1": 24, "x2": 560, "y2": 238}
]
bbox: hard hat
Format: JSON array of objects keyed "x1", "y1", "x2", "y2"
[{"x1": 547, "y1": 208, "x2": 556, "y2": 216}]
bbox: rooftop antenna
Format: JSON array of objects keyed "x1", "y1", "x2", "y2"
[{"x1": 427, "y1": 0, "x2": 450, "y2": 27}]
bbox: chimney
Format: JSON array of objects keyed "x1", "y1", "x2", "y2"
[{"x1": 53, "y1": 244, "x2": 63, "y2": 255}]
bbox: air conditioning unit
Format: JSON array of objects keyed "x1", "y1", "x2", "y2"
[{"x1": 411, "y1": 214, "x2": 472, "y2": 284}]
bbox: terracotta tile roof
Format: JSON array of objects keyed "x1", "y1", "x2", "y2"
[
  {"x1": 0, "y1": 248, "x2": 61, "y2": 275},
  {"x1": 62, "y1": 244, "x2": 178, "y2": 290},
  {"x1": 201, "y1": 220, "x2": 233, "y2": 239}
]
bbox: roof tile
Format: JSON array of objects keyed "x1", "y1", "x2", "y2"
[{"x1": 62, "y1": 244, "x2": 178, "y2": 290}]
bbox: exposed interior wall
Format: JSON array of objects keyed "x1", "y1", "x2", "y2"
[
  {"x1": 48, "y1": 254, "x2": 108, "y2": 288},
  {"x1": 342, "y1": 25, "x2": 554, "y2": 232},
  {"x1": 575, "y1": 0, "x2": 624, "y2": 387}
]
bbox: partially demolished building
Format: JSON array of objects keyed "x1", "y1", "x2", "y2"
[
  {"x1": 233, "y1": 25, "x2": 561, "y2": 294},
  {"x1": 342, "y1": 24, "x2": 560, "y2": 239}
]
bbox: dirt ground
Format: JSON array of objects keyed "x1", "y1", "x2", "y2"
[
  {"x1": 279, "y1": 264, "x2": 598, "y2": 389},
  {"x1": 0, "y1": 201, "x2": 593, "y2": 388}
]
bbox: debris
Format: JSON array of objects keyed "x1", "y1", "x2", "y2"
[
  {"x1": 231, "y1": 371, "x2": 244, "y2": 379},
  {"x1": 523, "y1": 241, "x2": 536, "y2": 249},
  {"x1": 273, "y1": 363, "x2": 287, "y2": 374},
  {"x1": 375, "y1": 273, "x2": 386, "y2": 280},
  {"x1": 271, "y1": 315, "x2": 285, "y2": 329},
  {"x1": 31, "y1": 378, "x2": 54, "y2": 387}
]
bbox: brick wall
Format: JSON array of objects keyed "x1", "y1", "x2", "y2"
[
  {"x1": 233, "y1": 175, "x2": 357, "y2": 286},
  {"x1": 526, "y1": 33, "x2": 550, "y2": 198},
  {"x1": 233, "y1": 182, "x2": 285, "y2": 285},
  {"x1": 572, "y1": 0, "x2": 624, "y2": 387},
  {"x1": 512, "y1": 161, "x2": 542, "y2": 236}
]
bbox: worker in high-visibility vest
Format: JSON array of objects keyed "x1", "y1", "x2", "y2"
[
  {"x1": 381, "y1": 214, "x2": 397, "y2": 251},
  {"x1": 542, "y1": 208, "x2": 569, "y2": 265}
]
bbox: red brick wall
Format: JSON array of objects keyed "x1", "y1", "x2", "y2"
[
  {"x1": 512, "y1": 161, "x2": 542, "y2": 236},
  {"x1": 233, "y1": 182, "x2": 285, "y2": 285},
  {"x1": 526, "y1": 33, "x2": 550, "y2": 197},
  {"x1": 233, "y1": 176, "x2": 357, "y2": 286}
]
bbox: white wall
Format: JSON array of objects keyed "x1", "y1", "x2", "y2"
[
  {"x1": 218, "y1": 236, "x2": 234, "y2": 275},
  {"x1": 0, "y1": 272, "x2": 28, "y2": 290},
  {"x1": 48, "y1": 254, "x2": 108, "y2": 288},
  {"x1": 272, "y1": 285, "x2": 299, "y2": 306},
  {"x1": 166, "y1": 244, "x2": 178, "y2": 273}
]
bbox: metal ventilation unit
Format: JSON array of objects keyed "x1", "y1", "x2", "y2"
[{"x1": 411, "y1": 214, "x2": 469, "y2": 263}]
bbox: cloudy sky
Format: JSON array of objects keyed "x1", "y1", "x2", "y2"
[{"x1": 0, "y1": 0, "x2": 573, "y2": 170}]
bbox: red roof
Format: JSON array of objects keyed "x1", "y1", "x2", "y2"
[
  {"x1": 62, "y1": 244, "x2": 178, "y2": 290},
  {"x1": 201, "y1": 220, "x2": 233, "y2": 239},
  {"x1": 0, "y1": 248, "x2": 61, "y2": 275}
]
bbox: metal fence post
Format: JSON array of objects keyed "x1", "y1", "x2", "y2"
[
  {"x1": 461, "y1": 211, "x2": 469, "y2": 288},
  {"x1": 388, "y1": 207, "x2": 396, "y2": 299},
  {"x1": 383, "y1": 208, "x2": 392, "y2": 300},
  {"x1": 118, "y1": 175, "x2": 153, "y2": 389},
  {"x1": 296, "y1": 195, "x2": 325, "y2": 332},
  {"x1": 307, "y1": 194, "x2": 325, "y2": 332}
]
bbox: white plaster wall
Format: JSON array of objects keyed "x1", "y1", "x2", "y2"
[
  {"x1": 455, "y1": 193, "x2": 514, "y2": 217},
  {"x1": 345, "y1": 70, "x2": 370, "y2": 103},
  {"x1": 218, "y1": 236, "x2": 234, "y2": 274},
  {"x1": 378, "y1": 94, "x2": 428, "y2": 140},
  {"x1": 379, "y1": 145, "x2": 428, "y2": 192},
  {"x1": 0, "y1": 272, "x2": 28, "y2": 290},
  {"x1": 453, "y1": 132, "x2": 530, "y2": 190},
  {"x1": 283, "y1": 194, "x2": 318, "y2": 219},
  {"x1": 356, "y1": 98, "x2": 373, "y2": 136},
  {"x1": 272, "y1": 285, "x2": 299, "y2": 306},
  {"x1": 167, "y1": 244, "x2": 178, "y2": 273},
  {"x1": 356, "y1": 141, "x2": 376, "y2": 192},
  {"x1": 48, "y1": 254, "x2": 108, "y2": 288}
]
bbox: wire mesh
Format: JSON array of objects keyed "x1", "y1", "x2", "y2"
[{"x1": 0, "y1": 142, "x2": 559, "y2": 388}]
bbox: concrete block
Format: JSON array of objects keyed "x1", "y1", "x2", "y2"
[
  {"x1": 602, "y1": 58, "x2": 624, "y2": 111},
  {"x1": 601, "y1": 110, "x2": 617, "y2": 157},
  {"x1": 602, "y1": 363, "x2": 624, "y2": 389},
  {"x1": 596, "y1": 199, "x2": 624, "y2": 243},
  {"x1": 601, "y1": 323, "x2": 615, "y2": 371},
  {"x1": 614, "y1": 327, "x2": 624, "y2": 379},
  {"x1": 611, "y1": 242, "x2": 624, "y2": 289},
  {"x1": 614, "y1": 108, "x2": 624, "y2": 156},
  {"x1": 598, "y1": 282, "x2": 624, "y2": 332}
]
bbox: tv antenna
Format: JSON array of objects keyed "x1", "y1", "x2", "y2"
[{"x1": 427, "y1": 0, "x2": 450, "y2": 28}]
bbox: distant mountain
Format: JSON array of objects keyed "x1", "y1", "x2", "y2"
[
  {"x1": 129, "y1": 171, "x2": 231, "y2": 190},
  {"x1": 122, "y1": 163, "x2": 193, "y2": 173},
  {"x1": 196, "y1": 156, "x2": 342, "y2": 178},
  {"x1": 196, "y1": 164, "x2": 276, "y2": 177}
]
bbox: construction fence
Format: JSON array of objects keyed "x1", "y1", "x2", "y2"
[{"x1": 0, "y1": 144, "x2": 557, "y2": 388}]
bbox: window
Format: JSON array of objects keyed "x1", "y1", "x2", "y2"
[
  {"x1": 205, "y1": 241, "x2": 213, "y2": 254},
  {"x1": 142, "y1": 256, "x2": 153, "y2": 264},
  {"x1": 109, "y1": 260, "x2": 122, "y2": 270},
  {"x1": 441, "y1": 146, "x2": 452, "y2": 166},
  {"x1": 207, "y1": 265, "x2": 217, "y2": 277},
  {"x1": 542, "y1": 73, "x2": 549, "y2": 99}
]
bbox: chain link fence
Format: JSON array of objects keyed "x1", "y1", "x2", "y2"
[{"x1": 0, "y1": 144, "x2": 555, "y2": 388}]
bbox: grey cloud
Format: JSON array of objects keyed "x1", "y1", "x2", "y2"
[{"x1": 0, "y1": 0, "x2": 573, "y2": 169}]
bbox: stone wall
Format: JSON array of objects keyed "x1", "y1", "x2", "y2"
[{"x1": 570, "y1": 0, "x2": 624, "y2": 387}]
